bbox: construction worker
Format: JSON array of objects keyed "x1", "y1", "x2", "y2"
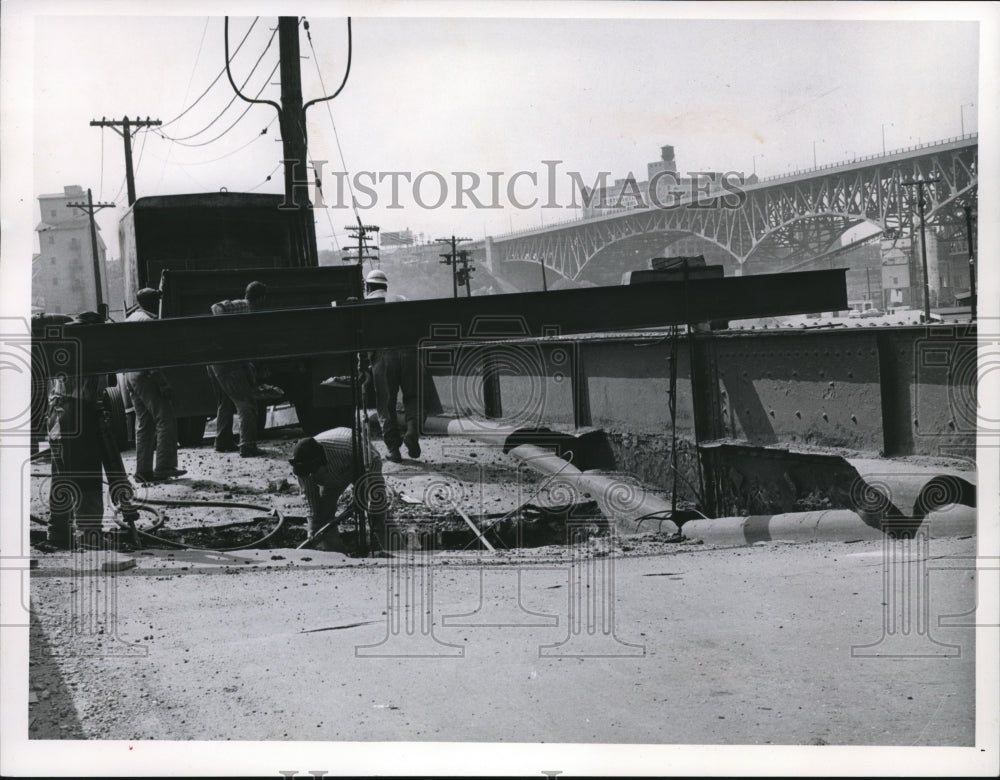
[
  {"x1": 364, "y1": 269, "x2": 420, "y2": 463},
  {"x1": 125, "y1": 287, "x2": 186, "y2": 483},
  {"x1": 288, "y1": 428, "x2": 387, "y2": 553},
  {"x1": 208, "y1": 281, "x2": 268, "y2": 457},
  {"x1": 46, "y1": 312, "x2": 139, "y2": 548}
]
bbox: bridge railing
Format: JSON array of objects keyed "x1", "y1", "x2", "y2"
[
  {"x1": 487, "y1": 133, "x2": 978, "y2": 241},
  {"x1": 755, "y1": 132, "x2": 978, "y2": 184}
]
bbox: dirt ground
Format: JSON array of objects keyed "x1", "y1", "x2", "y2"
[{"x1": 17, "y1": 421, "x2": 987, "y2": 774}]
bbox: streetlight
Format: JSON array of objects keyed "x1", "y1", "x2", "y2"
[
  {"x1": 812, "y1": 139, "x2": 825, "y2": 168},
  {"x1": 960, "y1": 102, "x2": 974, "y2": 136},
  {"x1": 881, "y1": 121, "x2": 893, "y2": 155},
  {"x1": 901, "y1": 172, "x2": 942, "y2": 322},
  {"x1": 752, "y1": 153, "x2": 765, "y2": 177}
]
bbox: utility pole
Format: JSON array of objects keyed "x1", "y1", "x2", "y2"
[
  {"x1": 67, "y1": 188, "x2": 115, "y2": 310},
  {"x1": 344, "y1": 221, "x2": 380, "y2": 267},
  {"x1": 865, "y1": 266, "x2": 872, "y2": 301},
  {"x1": 277, "y1": 16, "x2": 319, "y2": 268},
  {"x1": 455, "y1": 249, "x2": 476, "y2": 297},
  {"x1": 436, "y1": 235, "x2": 471, "y2": 299},
  {"x1": 90, "y1": 116, "x2": 161, "y2": 206},
  {"x1": 964, "y1": 205, "x2": 976, "y2": 322},
  {"x1": 902, "y1": 173, "x2": 941, "y2": 323}
]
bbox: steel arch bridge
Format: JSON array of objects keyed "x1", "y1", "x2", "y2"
[{"x1": 483, "y1": 136, "x2": 977, "y2": 283}]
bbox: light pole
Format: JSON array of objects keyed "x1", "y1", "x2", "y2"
[
  {"x1": 960, "y1": 102, "x2": 974, "y2": 136},
  {"x1": 881, "y1": 122, "x2": 893, "y2": 155},
  {"x1": 902, "y1": 173, "x2": 942, "y2": 322},
  {"x1": 812, "y1": 139, "x2": 825, "y2": 168},
  {"x1": 752, "y1": 153, "x2": 764, "y2": 177}
]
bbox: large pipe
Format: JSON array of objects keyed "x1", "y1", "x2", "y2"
[{"x1": 507, "y1": 443, "x2": 680, "y2": 535}]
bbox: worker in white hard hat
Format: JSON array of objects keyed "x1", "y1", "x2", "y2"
[{"x1": 364, "y1": 269, "x2": 420, "y2": 463}]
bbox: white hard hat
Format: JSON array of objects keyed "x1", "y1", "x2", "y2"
[{"x1": 365, "y1": 269, "x2": 388, "y2": 285}]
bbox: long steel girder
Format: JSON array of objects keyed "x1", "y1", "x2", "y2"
[
  {"x1": 489, "y1": 139, "x2": 977, "y2": 280},
  {"x1": 35, "y1": 269, "x2": 847, "y2": 376}
]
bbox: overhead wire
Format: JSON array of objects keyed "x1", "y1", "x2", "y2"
[
  {"x1": 160, "y1": 17, "x2": 255, "y2": 130},
  {"x1": 159, "y1": 24, "x2": 278, "y2": 143},
  {"x1": 248, "y1": 162, "x2": 282, "y2": 191},
  {"x1": 303, "y1": 17, "x2": 355, "y2": 254}
]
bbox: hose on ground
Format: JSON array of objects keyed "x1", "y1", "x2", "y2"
[{"x1": 113, "y1": 502, "x2": 287, "y2": 552}]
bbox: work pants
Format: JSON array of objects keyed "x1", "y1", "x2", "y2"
[
  {"x1": 47, "y1": 398, "x2": 104, "y2": 539},
  {"x1": 125, "y1": 371, "x2": 178, "y2": 475},
  {"x1": 371, "y1": 348, "x2": 419, "y2": 450},
  {"x1": 208, "y1": 363, "x2": 258, "y2": 452}
]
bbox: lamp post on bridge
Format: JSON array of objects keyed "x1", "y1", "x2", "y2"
[
  {"x1": 812, "y1": 139, "x2": 825, "y2": 168},
  {"x1": 752, "y1": 153, "x2": 764, "y2": 177},
  {"x1": 960, "y1": 102, "x2": 974, "y2": 136},
  {"x1": 901, "y1": 172, "x2": 942, "y2": 323},
  {"x1": 881, "y1": 121, "x2": 893, "y2": 155}
]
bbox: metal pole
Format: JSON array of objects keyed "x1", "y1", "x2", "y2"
[
  {"x1": 964, "y1": 205, "x2": 976, "y2": 322},
  {"x1": 917, "y1": 183, "x2": 931, "y2": 322},
  {"x1": 451, "y1": 236, "x2": 458, "y2": 299}
]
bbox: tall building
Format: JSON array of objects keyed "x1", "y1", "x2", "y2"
[
  {"x1": 580, "y1": 144, "x2": 735, "y2": 219},
  {"x1": 32, "y1": 185, "x2": 108, "y2": 315}
]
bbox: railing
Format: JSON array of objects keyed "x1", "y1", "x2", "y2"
[{"x1": 487, "y1": 133, "x2": 978, "y2": 241}]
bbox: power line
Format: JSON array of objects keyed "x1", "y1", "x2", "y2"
[
  {"x1": 302, "y1": 18, "x2": 353, "y2": 253},
  {"x1": 160, "y1": 18, "x2": 258, "y2": 129},
  {"x1": 158, "y1": 59, "x2": 279, "y2": 148},
  {"x1": 304, "y1": 18, "x2": 358, "y2": 230},
  {"x1": 248, "y1": 162, "x2": 282, "y2": 192},
  {"x1": 159, "y1": 24, "x2": 278, "y2": 142}
]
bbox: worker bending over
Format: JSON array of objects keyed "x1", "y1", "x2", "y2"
[{"x1": 288, "y1": 427, "x2": 387, "y2": 553}]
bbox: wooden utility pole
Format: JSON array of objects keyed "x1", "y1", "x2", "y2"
[
  {"x1": 456, "y1": 249, "x2": 475, "y2": 297},
  {"x1": 277, "y1": 17, "x2": 320, "y2": 268},
  {"x1": 344, "y1": 222, "x2": 379, "y2": 266},
  {"x1": 902, "y1": 173, "x2": 941, "y2": 323},
  {"x1": 66, "y1": 189, "x2": 115, "y2": 309},
  {"x1": 90, "y1": 117, "x2": 161, "y2": 205},
  {"x1": 436, "y1": 235, "x2": 471, "y2": 298}
]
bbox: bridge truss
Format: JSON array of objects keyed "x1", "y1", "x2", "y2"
[{"x1": 490, "y1": 138, "x2": 977, "y2": 281}]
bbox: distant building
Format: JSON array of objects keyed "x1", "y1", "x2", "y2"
[
  {"x1": 580, "y1": 144, "x2": 737, "y2": 218},
  {"x1": 881, "y1": 237, "x2": 914, "y2": 310},
  {"x1": 32, "y1": 185, "x2": 108, "y2": 315}
]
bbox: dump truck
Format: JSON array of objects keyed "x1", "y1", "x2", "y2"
[{"x1": 114, "y1": 192, "x2": 362, "y2": 446}]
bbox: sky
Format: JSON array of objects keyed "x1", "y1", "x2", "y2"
[{"x1": 18, "y1": 3, "x2": 984, "y2": 257}]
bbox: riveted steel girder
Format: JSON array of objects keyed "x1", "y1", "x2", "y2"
[{"x1": 36, "y1": 269, "x2": 847, "y2": 376}]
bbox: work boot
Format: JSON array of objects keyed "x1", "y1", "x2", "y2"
[
  {"x1": 403, "y1": 433, "x2": 421, "y2": 459},
  {"x1": 152, "y1": 467, "x2": 187, "y2": 480},
  {"x1": 133, "y1": 472, "x2": 165, "y2": 484},
  {"x1": 385, "y1": 447, "x2": 402, "y2": 463},
  {"x1": 47, "y1": 522, "x2": 72, "y2": 550},
  {"x1": 215, "y1": 435, "x2": 238, "y2": 453},
  {"x1": 240, "y1": 446, "x2": 267, "y2": 458},
  {"x1": 74, "y1": 528, "x2": 104, "y2": 549}
]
